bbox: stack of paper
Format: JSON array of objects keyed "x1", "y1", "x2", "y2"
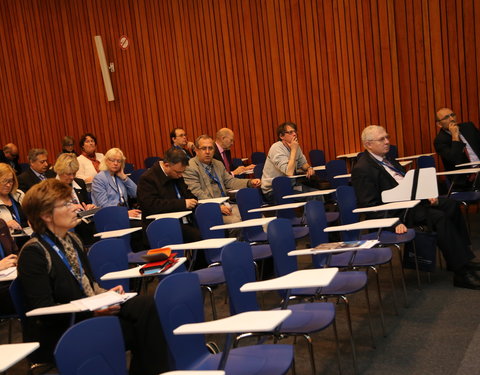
[{"x1": 70, "y1": 291, "x2": 137, "y2": 311}]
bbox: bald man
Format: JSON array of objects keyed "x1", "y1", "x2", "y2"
[
  {"x1": 0, "y1": 143, "x2": 21, "y2": 175},
  {"x1": 434, "y1": 108, "x2": 480, "y2": 189},
  {"x1": 213, "y1": 128, "x2": 254, "y2": 176}
]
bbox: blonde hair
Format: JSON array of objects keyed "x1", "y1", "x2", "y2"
[
  {"x1": 54, "y1": 153, "x2": 79, "y2": 175},
  {"x1": 99, "y1": 148, "x2": 126, "y2": 171},
  {"x1": 0, "y1": 164, "x2": 18, "y2": 194}
]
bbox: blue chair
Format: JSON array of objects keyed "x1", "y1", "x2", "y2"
[
  {"x1": 309, "y1": 149, "x2": 328, "y2": 180},
  {"x1": 326, "y1": 160, "x2": 349, "y2": 188},
  {"x1": 129, "y1": 168, "x2": 146, "y2": 184},
  {"x1": 221, "y1": 241, "x2": 341, "y2": 374},
  {"x1": 195, "y1": 203, "x2": 271, "y2": 267},
  {"x1": 253, "y1": 163, "x2": 264, "y2": 179},
  {"x1": 146, "y1": 218, "x2": 225, "y2": 319},
  {"x1": 267, "y1": 218, "x2": 373, "y2": 374},
  {"x1": 93, "y1": 206, "x2": 147, "y2": 264},
  {"x1": 154, "y1": 272, "x2": 294, "y2": 374},
  {"x1": 54, "y1": 316, "x2": 126, "y2": 375},
  {"x1": 0, "y1": 244, "x2": 16, "y2": 343},
  {"x1": 236, "y1": 188, "x2": 269, "y2": 242},
  {"x1": 232, "y1": 158, "x2": 244, "y2": 170},
  {"x1": 124, "y1": 162, "x2": 135, "y2": 174},
  {"x1": 386, "y1": 144, "x2": 398, "y2": 160},
  {"x1": 251, "y1": 151, "x2": 266, "y2": 165},
  {"x1": 144, "y1": 156, "x2": 161, "y2": 169},
  {"x1": 87, "y1": 238, "x2": 130, "y2": 291},
  {"x1": 417, "y1": 155, "x2": 436, "y2": 169}
]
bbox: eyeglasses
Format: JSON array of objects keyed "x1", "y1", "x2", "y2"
[
  {"x1": 369, "y1": 135, "x2": 390, "y2": 143},
  {"x1": 64, "y1": 143, "x2": 74, "y2": 147},
  {"x1": 198, "y1": 146, "x2": 214, "y2": 151},
  {"x1": 283, "y1": 130, "x2": 297, "y2": 135},
  {"x1": 107, "y1": 158, "x2": 123, "y2": 164},
  {"x1": 438, "y1": 113, "x2": 456, "y2": 122},
  {"x1": 54, "y1": 201, "x2": 74, "y2": 209},
  {"x1": 0, "y1": 179, "x2": 14, "y2": 185}
]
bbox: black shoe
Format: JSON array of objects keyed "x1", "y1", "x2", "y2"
[
  {"x1": 453, "y1": 271, "x2": 480, "y2": 290},
  {"x1": 466, "y1": 261, "x2": 480, "y2": 271}
]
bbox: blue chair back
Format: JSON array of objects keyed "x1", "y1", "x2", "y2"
[
  {"x1": 418, "y1": 155, "x2": 436, "y2": 169},
  {"x1": 124, "y1": 162, "x2": 134, "y2": 174},
  {"x1": 251, "y1": 152, "x2": 266, "y2": 165},
  {"x1": 267, "y1": 218, "x2": 298, "y2": 278},
  {"x1": 9, "y1": 279, "x2": 27, "y2": 323},
  {"x1": 54, "y1": 316, "x2": 126, "y2": 375},
  {"x1": 236, "y1": 188, "x2": 268, "y2": 242},
  {"x1": 253, "y1": 163, "x2": 264, "y2": 179},
  {"x1": 386, "y1": 144, "x2": 398, "y2": 159},
  {"x1": 305, "y1": 200, "x2": 330, "y2": 267},
  {"x1": 309, "y1": 149, "x2": 326, "y2": 167},
  {"x1": 94, "y1": 206, "x2": 131, "y2": 250},
  {"x1": 144, "y1": 156, "x2": 160, "y2": 169},
  {"x1": 146, "y1": 218, "x2": 184, "y2": 257},
  {"x1": 232, "y1": 158, "x2": 244, "y2": 169},
  {"x1": 336, "y1": 185, "x2": 360, "y2": 241},
  {"x1": 130, "y1": 168, "x2": 146, "y2": 184},
  {"x1": 87, "y1": 239, "x2": 130, "y2": 291},
  {"x1": 154, "y1": 273, "x2": 208, "y2": 369},
  {"x1": 271, "y1": 176, "x2": 296, "y2": 220},
  {"x1": 221, "y1": 242, "x2": 259, "y2": 314},
  {"x1": 194, "y1": 203, "x2": 225, "y2": 264},
  {"x1": 326, "y1": 159, "x2": 349, "y2": 188}
]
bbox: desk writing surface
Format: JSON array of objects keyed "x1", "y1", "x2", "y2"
[
  {"x1": 399, "y1": 160, "x2": 413, "y2": 167},
  {"x1": 240, "y1": 268, "x2": 338, "y2": 292},
  {"x1": 395, "y1": 152, "x2": 435, "y2": 161},
  {"x1": 436, "y1": 167, "x2": 480, "y2": 176},
  {"x1": 161, "y1": 372, "x2": 225, "y2": 375},
  {"x1": 288, "y1": 240, "x2": 379, "y2": 257},
  {"x1": 283, "y1": 189, "x2": 336, "y2": 199},
  {"x1": 0, "y1": 267, "x2": 17, "y2": 281},
  {"x1": 248, "y1": 202, "x2": 306, "y2": 213},
  {"x1": 337, "y1": 152, "x2": 360, "y2": 159},
  {"x1": 26, "y1": 303, "x2": 83, "y2": 317},
  {"x1": 313, "y1": 165, "x2": 326, "y2": 170},
  {"x1": 455, "y1": 161, "x2": 480, "y2": 167},
  {"x1": 173, "y1": 310, "x2": 292, "y2": 335},
  {"x1": 100, "y1": 257, "x2": 187, "y2": 280},
  {"x1": 0, "y1": 343, "x2": 40, "y2": 372},
  {"x1": 210, "y1": 217, "x2": 275, "y2": 230},
  {"x1": 334, "y1": 174, "x2": 351, "y2": 179},
  {"x1": 198, "y1": 197, "x2": 229, "y2": 204},
  {"x1": 146, "y1": 211, "x2": 191, "y2": 220},
  {"x1": 166, "y1": 238, "x2": 236, "y2": 250},
  {"x1": 324, "y1": 218, "x2": 399, "y2": 232},
  {"x1": 94, "y1": 227, "x2": 142, "y2": 239},
  {"x1": 353, "y1": 200, "x2": 420, "y2": 213}
]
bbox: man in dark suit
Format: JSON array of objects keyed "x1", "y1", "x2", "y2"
[
  {"x1": 352, "y1": 125, "x2": 480, "y2": 290},
  {"x1": 17, "y1": 148, "x2": 55, "y2": 192},
  {"x1": 434, "y1": 108, "x2": 480, "y2": 189},
  {"x1": 0, "y1": 143, "x2": 21, "y2": 175},
  {"x1": 137, "y1": 148, "x2": 200, "y2": 243},
  {"x1": 213, "y1": 128, "x2": 254, "y2": 176},
  {"x1": 168, "y1": 128, "x2": 196, "y2": 160}
]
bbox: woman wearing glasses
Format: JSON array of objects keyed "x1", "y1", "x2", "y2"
[
  {"x1": 0, "y1": 163, "x2": 28, "y2": 232},
  {"x1": 76, "y1": 133, "x2": 104, "y2": 185}
]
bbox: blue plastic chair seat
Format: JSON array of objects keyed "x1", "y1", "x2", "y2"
[
  {"x1": 360, "y1": 229, "x2": 415, "y2": 244},
  {"x1": 291, "y1": 271, "x2": 368, "y2": 297},
  {"x1": 247, "y1": 230, "x2": 268, "y2": 242},
  {"x1": 326, "y1": 211, "x2": 340, "y2": 223},
  {"x1": 193, "y1": 266, "x2": 225, "y2": 285},
  {"x1": 275, "y1": 302, "x2": 336, "y2": 333},
  {"x1": 127, "y1": 250, "x2": 149, "y2": 263},
  {"x1": 251, "y1": 243, "x2": 272, "y2": 260},
  {"x1": 328, "y1": 247, "x2": 392, "y2": 268}
]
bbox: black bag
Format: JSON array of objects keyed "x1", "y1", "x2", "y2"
[{"x1": 403, "y1": 229, "x2": 437, "y2": 272}]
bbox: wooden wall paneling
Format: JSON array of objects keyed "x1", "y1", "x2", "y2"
[
  {"x1": 476, "y1": 1, "x2": 480, "y2": 123},
  {"x1": 428, "y1": 0, "x2": 445, "y2": 110},
  {"x1": 454, "y1": 0, "x2": 468, "y2": 117},
  {"x1": 463, "y1": 0, "x2": 478, "y2": 121}
]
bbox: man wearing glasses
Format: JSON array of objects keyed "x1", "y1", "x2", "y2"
[
  {"x1": 169, "y1": 128, "x2": 196, "y2": 160},
  {"x1": 261, "y1": 122, "x2": 315, "y2": 203},
  {"x1": 18, "y1": 148, "x2": 55, "y2": 192},
  {"x1": 434, "y1": 108, "x2": 480, "y2": 189},
  {"x1": 352, "y1": 125, "x2": 480, "y2": 290}
]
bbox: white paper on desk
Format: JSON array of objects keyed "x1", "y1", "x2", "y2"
[
  {"x1": 314, "y1": 240, "x2": 379, "y2": 252},
  {"x1": 71, "y1": 291, "x2": 137, "y2": 311},
  {"x1": 0, "y1": 266, "x2": 16, "y2": 277}
]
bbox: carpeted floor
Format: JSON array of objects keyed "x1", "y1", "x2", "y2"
[{"x1": 2, "y1": 214, "x2": 479, "y2": 375}]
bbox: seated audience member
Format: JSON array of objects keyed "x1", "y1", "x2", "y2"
[
  {"x1": 91, "y1": 148, "x2": 140, "y2": 217},
  {"x1": 17, "y1": 148, "x2": 55, "y2": 193},
  {"x1": 0, "y1": 143, "x2": 21, "y2": 175},
  {"x1": 0, "y1": 251, "x2": 17, "y2": 315},
  {"x1": 54, "y1": 153, "x2": 97, "y2": 245},
  {"x1": 0, "y1": 164, "x2": 28, "y2": 232},
  {"x1": 352, "y1": 125, "x2": 480, "y2": 290},
  {"x1": 59, "y1": 135, "x2": 77, "y2": 156},
  {"x1": 184, "y1": 135, "x2": 260, "y2": 225},
  {"x1": 214, "y1": 128, "x2": 255, "y2": 176},
  {"x1": 434, "y1": 108, "x2": 480, "y2": 190},
  {"x1": 261, "y1": 122, "x2": 317, "y2": 203},
  {"x1": 137, "y1": 148, "x2": 200, "y2": 242},
  {"x1": 76, "y1": 133, "x2": 104, "y2": 185},
  {"x1": 17, "y1": 179, "x2": 169, "y2": 374},
  {"x1": 169, "y1": 127, "x2": 196, "y2": 159}
]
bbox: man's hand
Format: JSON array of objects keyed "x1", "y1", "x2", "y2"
[
  {"x1": 428, "y1": 198, "x2": 438, "y2": 205},
  {"x1": 395, "y1": 223, "x2": 408, "y2": 234},
  {"x1": 185, "y1": 198, "x2": 198, "y2": 209},
  {"x1": 448, "y1": 122, "x2": 460, "y2": 141},
  {"x1": 0, "y1": 254, "x2": 17, "y2": 270},
  {"x1": 305, "y1": 167, "x2": 314, "y2": 178},
  {"x1": 232, "y1": 166, "x2": 246, "y2": 176},
  {"x1": 128, "y1": 209, "x2": 142, "y2": 218},
  {"x1": 220, "y1": 205, "x2": 232, "y2": 216},
  {"x1": 248, "y1": 179, "x2": 261, "y2": 188}
]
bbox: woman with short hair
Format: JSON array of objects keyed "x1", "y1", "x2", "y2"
[{"x1": 76, "y1": 133, "x2": 104, "y2": 184}]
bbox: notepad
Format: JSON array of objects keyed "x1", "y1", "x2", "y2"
[
  {"x1": 0, "y1": 267, "x2": 16, "y2": 277},
  {"x1": 70, "y1": 291, "x2": 137, "y2": 311}
]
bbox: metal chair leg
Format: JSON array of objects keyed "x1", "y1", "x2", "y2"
[
  {"x1": 394, "y1": 244, "x2": 409, "y2": 307},
  {"x1": 364, "y1": 285, "x2": 376, "y2": 349},
  {"x1": 332, "y1": 320, "x2": 343, "y2": 375},
  {"x1": 302, "y1": 334, "x2": 316, "y2": 374},
  {"x1": 370, "y1": 266, "x2": 386, "y2": 337},
  {"x1": 203, "y1": 286, "x2": 217, "y2": 320},
  {"x1": 340, "y1": 295, "x2": 358, "y2": 375},
  {"x1": 388, "y1": 261, "x2": 399, "y2": 315}
]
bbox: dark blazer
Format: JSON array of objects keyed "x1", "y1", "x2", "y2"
[
  {"x1": 169, "y1": 145, "x2": 195, "y2": 160},
  {"x1": 351, "y1": 152, "x2": 406, "y2": 221},
  {"x1": 213, "y1": 143, "x2": 233, "y2": 172},
  {"x1": 72, "y1": 177, "x2": 91, "y2": 204},
  {"x1": 0, "y1": 150, "x2": 21, "y2": 175},
  {"x1": 18, "y1": 168, "x2": 56, "y2": 192},
  {"x1": 434, "y1": 122, "x2": 480, "y2": 187},
  {"x1": 137, "y1": 162, "x2": 196, "y2": 219}
]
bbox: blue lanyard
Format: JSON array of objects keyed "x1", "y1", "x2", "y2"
[
  {"x1": 9, "y1": 195, "x2": 21, "y2": 223},
  {"x1": 204, "y1": 166, "x2": 226, "y2": 197},
  {"x1": 377, "y1": 159, "x2": 405, "y2": 176},
  {"x1": 0, "y1": 243, "x2": 5, "y2": 259},
  {"x1": 40, "y1": 234, "x2": 84, "y2": 292},
  {"x1": 113, "y1": 176, "x2": 126, "y2": 204},
  {"x1": 173, "y1": 183, "x2": 182, "y2": 199}
]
